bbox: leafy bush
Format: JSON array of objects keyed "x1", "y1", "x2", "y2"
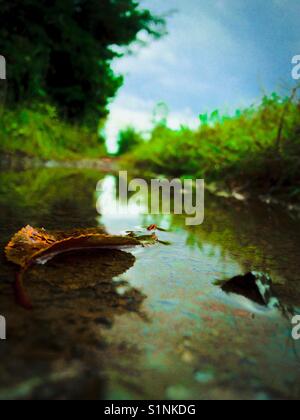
[
  {"x1": 124, "y1": 93, "x2": 300, "y2": 198},
  {"x1": 116, "y1": 126, "x2": 144, "y2": 156},
  {"x1": 0, "y1": 103, "x2": 106, "y2": 160}
]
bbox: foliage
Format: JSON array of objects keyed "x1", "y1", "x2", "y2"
[
  {"x1": 0, "y1": 0, "x2": 165, "y2": 126},
  {"x1": 0, "y1": 168, "x2": 105, "y2": 236},
  {"x1": 0, "y1": 103, "x2": 106, "y2": 160},
  {"x1": 124, "y1": 93, "x2": 300, "y2": 199},
  {"x1": 117, "y1": 126, "x2": 144, "y2": 155}
]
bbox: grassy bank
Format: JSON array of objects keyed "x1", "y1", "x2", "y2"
[
  {"x1": 123, "y1": 92, "x2": 300, "y2": 201},
  {"x1": 0, "y1": 103, "x2": 106, "y2": 161}
]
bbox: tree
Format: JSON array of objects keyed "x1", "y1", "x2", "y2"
[{"x1": 0, "y1": 0, "x2": 165, "y2": 126}]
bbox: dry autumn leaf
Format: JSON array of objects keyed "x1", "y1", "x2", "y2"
[
  {"x1": 5, "y1": 225, "x2": 150, "y2": 310},
  {"x1": 5, "y1": 225, "x2": 142, "y2": 268}
]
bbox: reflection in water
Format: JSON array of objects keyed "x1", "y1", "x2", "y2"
[
  {"x1": 96, "y1": 176, "x2": 149, "y2": 220},
  {"x1": 218, "y1": 272, "x2": 297, "y2": 324},
  {"x1": 27, "y1": 248, "x2": 145, "y2": 322},
  {"x1": 1, "y1": 167, "x2": 300, "y2": 399},
  {"x1": 220, "y1": 272, "x2": 279, "y2": 307}
]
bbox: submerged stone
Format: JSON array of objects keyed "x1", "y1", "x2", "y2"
[{"x1": 218, "y1": 272, "x2": 280, "y2": 308}]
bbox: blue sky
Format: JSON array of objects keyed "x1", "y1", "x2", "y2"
[{"x1": 106, "y1": 0, "x2": 300, "y2": 151}]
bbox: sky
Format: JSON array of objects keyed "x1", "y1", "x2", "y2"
[{"x1": 106, "y1": 0, "x2": 300, "y2": 152}]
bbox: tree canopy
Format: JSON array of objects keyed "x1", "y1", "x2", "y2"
[{"x1": 0, "y1": 0, "x2": 165, "y2": 125}]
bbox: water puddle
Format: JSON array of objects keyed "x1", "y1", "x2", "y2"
[{"x1": 0, "y1": 167, "x2": 300, "y2": 399}]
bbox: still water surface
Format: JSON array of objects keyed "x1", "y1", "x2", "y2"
[{"x1": 0, "y1": 166, "x2": 300, "y2": 399}]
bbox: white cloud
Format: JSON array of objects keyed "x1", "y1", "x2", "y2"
[
  {"x1": 106, "y1": 0, "x2": 298, "y2": 152},
  {"x1": 105, "y1": 94, "x2": 153, "y2": 153},
  {"x1": 105, "y1": 93, "x2": 199, "y2": 153}
]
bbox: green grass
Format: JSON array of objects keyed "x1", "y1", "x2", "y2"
[
  {"x1": 0, "y1": 103, "x2": 106, "y2": 161},
  {"x1": 122, "y1": 92, "x2": 300, "y2": 200}
]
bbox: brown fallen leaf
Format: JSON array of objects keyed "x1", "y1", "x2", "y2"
[
  {"x1": 5, "y1": 225, "x2": 142, "y2": 267},
  {"x1": 5, "y1": 225, "x2": 143, "y2": 310}
]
